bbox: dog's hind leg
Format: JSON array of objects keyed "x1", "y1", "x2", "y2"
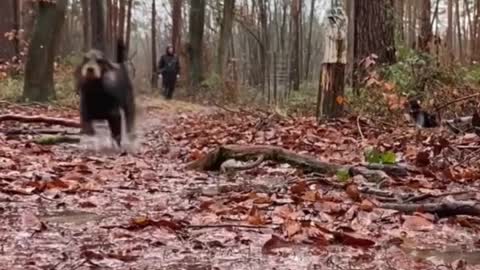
[{"x1": 107, "y1": 110, "x2": 122, "y2": 148}]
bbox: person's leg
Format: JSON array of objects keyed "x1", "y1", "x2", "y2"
[
  {"x1": 168, "y1": 78, "x2": 177, "y2": 99},
  {"x1": 161, "y1": 75, "x2": 169, "y2": 98}
]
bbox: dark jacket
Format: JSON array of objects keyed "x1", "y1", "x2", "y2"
[{"x1": 158, "y1": 50, "x2": 180, "y2": 77}]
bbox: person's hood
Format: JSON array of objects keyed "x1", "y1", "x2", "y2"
[{"x1": 166, "y1": 45, "x2": 174, "y2": 55}]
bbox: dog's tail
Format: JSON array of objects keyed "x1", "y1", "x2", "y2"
[{"x1": 116, "y1": 39, "x2": 126, "y2": 63}]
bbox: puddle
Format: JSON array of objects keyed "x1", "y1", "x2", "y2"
[
  {"x1": 40, "y1": 210, "x2": 103, "y2": 225},
  {"x1": 402, "y1": 246, "x2": 480, "y2": 265}
]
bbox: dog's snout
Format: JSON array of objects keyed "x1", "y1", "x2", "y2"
[{"x1": 86, "y1": 67, "x2": 95, "y2": 73}]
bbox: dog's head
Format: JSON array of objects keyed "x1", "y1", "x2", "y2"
[{"x1": 79, "y1": 49, "x2": 119, "y2": 80}]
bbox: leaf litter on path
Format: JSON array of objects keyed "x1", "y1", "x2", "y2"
[{"x1": 0, "y1": 101, "x2": 479, "y2": 269}]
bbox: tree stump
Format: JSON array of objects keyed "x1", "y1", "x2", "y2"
[
  {"x1": 318, "y1": 63, "x2": 346, "y2": 118},
  {"x1": 317, "y1": 5, "x2": 348, "y2": 119}
]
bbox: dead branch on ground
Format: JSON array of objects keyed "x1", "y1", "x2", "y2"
[
  {"x1": 187, "y1": 145, "x2": 408, "y2": 182},
  {"x1": 0, "y1": 114, "x2": 80, "y2": 128},
  {"x1": 380, "y1": 201, "x2": 480, "y2": 217}
]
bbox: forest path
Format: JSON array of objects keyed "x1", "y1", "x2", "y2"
[{"x1": 0, "y1": 98, "x2": 479, "y2": 269}]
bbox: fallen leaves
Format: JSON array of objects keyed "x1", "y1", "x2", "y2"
[{"x1": 1, "y1": 102, "x2": 480, "y2": 269}]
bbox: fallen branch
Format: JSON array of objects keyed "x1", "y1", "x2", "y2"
[
  {"x1": 34, "y1": 135, "x2": 81, "y2": 145},
  {"x1": 435, "y1": 93, "x2": 480, "y2": 112},
  {"x1": 380, "y1": 201, "x2": 480, "y2": 217},
  {"x1": 1, "y1": 128, "x2": 78, "y2": 136},
  {"x1": 0, "y1": 114, "x2": 80, "y2": 128},
  {"x1": 187, "y1": 145, "x2": 409, "y2": 183},
  {"x1": 187, "y1": 145, "x2": 345, "y2": 175},
  {"x1": 188, "y1": 224, "x2": 274, "y2": 230}
]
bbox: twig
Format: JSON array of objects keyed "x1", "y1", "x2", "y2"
[
  {"x1": 212, "y1": 102, "x2": 240, "y2": 114},
  {"x1": 356, "y1": 115, "x2": 365, "y2": 140},
  {"x1": 404, "y1": 190, "x2": 473, "y2": 203},
  {"x1": 380, "y1": 200, "x2": 480, "y2": 217},
  {"x1": 188, "y1": 224, "x2": 274, "y2": 230},
  {"x1": 435, "y1": 93, "x2": 480, "y2": 112}
]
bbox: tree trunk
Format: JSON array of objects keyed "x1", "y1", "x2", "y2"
[
  {"x1": 125, "y1": 0, "x2": 133, "y2": 54},
  {"x1": 446, "y1": 0, "x2": 454, "y2": 64},
  {"x1": 396, "y1": 0, "x2": 405, "y2": 42},
  {"x1": 0, "y1": 0, "x2": 16, "y2": 61},
  {"x1": 418, "y1": 0, "x2": 432, "y2": 53},
  {"x1": 171, "y1": 0, "x2": 183, "y2": 53},
  {"x1": 318, "y1": 64, "x2": 346, "y2": 119},
  {"x1": 474, "y1": 0, "x2": 480, "y2": 62},
  {"x1": 80, "y1": 0, "x2": 90, "y2": 51},
  {"x1": 353, "y1": 0, "x2": 396, "y2": 89},
  {"x1": 455, "y1": 0, "x2": 464, "y2": 63},
  {"x1": 23, "y1": 0, "x2": 68, "y2": 102},
  {"x1": 407, "y1": 0, "x2": 417, "y2": 49},
  {"x1": 188, "y1": 0, "x2": 206, "y2": 91},
  {"x1": 151, "y1": 0, "x2": 157, "y2": 89},
  {"x1": 304, "y1": 0, "x2": 315, "y2": 81},
  {"x1": 216, "y1": 0, "x2": 235, "y2": 77},
  {"x1": 259, "y1": 0, "x2": 269, "y2": 99},
  {"x1": 291, "y1": 0, "x2": 301, "y2": 91},
  {"x1": 118, "y1": 0, "x2": 126, "y2": 41},
  {"x1": 90, "y1": 0, "x2": 106, "y2": 52},
  {"x1": 346, "y1": 0, "x2": 355, "y2": 86}
]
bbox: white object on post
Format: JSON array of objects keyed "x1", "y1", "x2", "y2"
[{"x1": 322, "y1": 6, "x2": 348, "y2": 65}]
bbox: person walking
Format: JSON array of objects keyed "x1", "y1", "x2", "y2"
[{"x1": 158, "y1": 45, "x2": 180, "y2": 100}]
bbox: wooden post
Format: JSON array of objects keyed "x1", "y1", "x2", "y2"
[{"x1": 317, "y1": 6, "x2": 348, "y2": 120}]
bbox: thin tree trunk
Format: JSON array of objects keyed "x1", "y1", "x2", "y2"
[
  {"x1": 446, "y1": 0, "x2": 454, "y2": 64},
  {"x1": 125, "y1": 0, "x2": 133, "y2": 54},
  {"x1": 216, "y1": 0, "x2": 235, "y2": 77},
  {"x1": 418, "y1": 0, "x2": 432, "y2": 53},
  {"x1": 81, "y1": 0, "x2": 92, "y2": 51},
  {"x1": 188, "y1": 0, "x2": 206, "y2": 91},
  {"x1": 171, "y1": 0, "x2": 183, "y2": 53},
  {"x1": 291, "y1": 0, "x2": 301, "y2": 91},
  {"x1": 90, "y1": 0, "x2": 106, "y2": 52},
  {"x1": 455, "y1": 0, "x2": 464, "y2": 63},
  {"x1": 151, "y1": 0, "x2": 157, "y2": 88},
  {"x1": 304, "y1": 0, "x2": 315, "y2": 80}
]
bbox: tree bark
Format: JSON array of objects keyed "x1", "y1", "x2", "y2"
[
  {"x1": 23, "y1": 0, "x2": 68, "y2": 102},
  {"x1": 0, "y1": 0, "x2": 17, "y2": 61},
  {"x1": 418, "y1": 0, "x2": 432, "y2": 53},
  {"x1": 291, "y1": 0, "x2": 301, "y2": 91},
  {"x1": 446, "y1": 0, "x2": 454, "y2": 64},
  {"x1": 90, "y1": 0, "x2": 106, "y2": 52},
  {"x1": 188, "y1": 0, "x2": 206, "y2": 91},
  {"x1": 171, "y1": 0, "x2": 183, "y2": 53},
  {"x1": 80, "y1": 0, "x2": 90, "y2": 51},
  {"x1": 304, "y1": 0, "x2": 316, "y2": 81},
  {"x1": 216, "y1": 0, "x2": 236, "y2": 77},
  {"x1": 353, "y1": 0, "x2": 396, "y2": 89},
  {"x1": 318, "y1": 64, "x2": 345, "y2": 118},
  {"x1": 151, "y1": 0, "x2": 158, "y2": 88}
]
